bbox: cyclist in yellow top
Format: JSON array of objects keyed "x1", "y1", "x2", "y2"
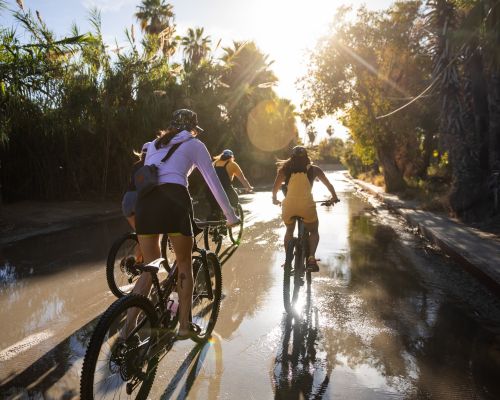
[
  {"x1": 208, "y1": 149, "x2": 253, "y2": 217},
  {"x1": 272, "y1": 146, "x2": 339, "y2": 272}
]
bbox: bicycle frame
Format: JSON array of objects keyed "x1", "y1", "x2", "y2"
[{"x1": 130, "y1": 239, "x2": 213, "y2": 363}]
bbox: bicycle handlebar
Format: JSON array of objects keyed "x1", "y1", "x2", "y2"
[
  {"x1": 315, "y1": 199, "x2": 340, "y2": 206},
  {"x1": 193, "y1": 218, "x2": 226, "y2": 228}
]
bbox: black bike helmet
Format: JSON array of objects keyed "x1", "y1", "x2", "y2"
[
  {"x1": 291, "y1": 145, "x2": 307, "y2": 157},
  {"x1": 170, "y1": 109, "x2": 204, "y2": 133}
]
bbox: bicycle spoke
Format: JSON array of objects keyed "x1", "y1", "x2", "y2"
[{"x1": 81, "y1": 295, "x2": 159, "y2": 400}]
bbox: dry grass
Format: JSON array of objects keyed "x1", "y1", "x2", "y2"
[
  {"x1": 357, "y1": 172, "x2": 450, "y2": 212},
  {"x1": 358, "y1": 172, "x2": 385, "y2": 187}
]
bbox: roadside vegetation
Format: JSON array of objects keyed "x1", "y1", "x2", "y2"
[
  {"x1": 2, "y1": 0, "x2": 499, "y2": 223},
  {"x1": 0, "y1": 0, "x2": 298, "y2": 202},
  {"x1": 300, "y1": 0, "x2": 500, "y2": 220}
]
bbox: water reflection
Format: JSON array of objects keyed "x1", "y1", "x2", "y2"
[
  {"x1": 312, "y1": 205, "x2": 500, "y2": 398},
  {"x1": 272, "y1": 288, "x2": 332, "y2": 400},
  {"x1": 215, "y1": 219, "x2": 282, "y2": 339},
  {"x1": 0, "y1": 220, "x2": 126, "y2": 352}
]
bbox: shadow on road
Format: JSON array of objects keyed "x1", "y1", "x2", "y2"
[
  {"x1": 0, "y1": 316, "x2": 98, "y2": 398},
  {"x1": 160, "y1": 334, "x2": 223, "y2": 399}
]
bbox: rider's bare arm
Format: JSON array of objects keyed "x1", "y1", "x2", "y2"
[
  {"x1": 272, "y1": 169, "x2": 286, "y2": 204},
  {"x1": 314, "y1": 166, "x2": 339, "y2": 202},
  {"x1": 234, "y1": 163, "x2": 253, "y2": 191}
]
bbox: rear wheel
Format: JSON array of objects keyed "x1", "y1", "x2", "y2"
[
  {"x1": 228, "y1": 204, "x2": 244, "y2": 245},
  {"x1": 80, "y1": 294, "x2": 159, "y2": 400},
  {"x1": 107, "y1": 233, "x2": 173, "y2": 299},
  {"x1": 107, "y1": 233, "x2": 142, "y2": 298},
  {"x1": 283, "y1": 238, "x2": 303, "y2": 314},
  {"x1": 191, "y1": 252, "x2": 222, "y2": 341}
]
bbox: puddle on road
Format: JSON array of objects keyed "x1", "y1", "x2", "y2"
[{"x1": 1, "y1": 171, "x2": 500, "y2": 399}]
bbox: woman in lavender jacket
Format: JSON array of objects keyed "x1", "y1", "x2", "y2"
[{"x1": 130, "y1": 109, "x2": 239, "y2": 341}]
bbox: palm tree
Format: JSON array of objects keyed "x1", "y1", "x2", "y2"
[
  {"x1": 220, "y1": 41, "x2": 277, "y2": 110},
  {"x1": 135, "y1": 0, "x2": 177, "y2": 57},
  {"x1": 181, "y1": 27, "x2": 211, "y2": 66},
  {"x1": 135, "y1": 0, "x2": 174, "y2": 35}
]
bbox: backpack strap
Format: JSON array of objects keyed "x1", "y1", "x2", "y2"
[
  {"x1": 160, "y1": 139, "x2": 191, "y2": 163},
  {"x1": 307, "y1": 164, "x2": 315, "y2": 184}
]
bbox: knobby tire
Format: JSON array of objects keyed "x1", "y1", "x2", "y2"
[
  {"x1": 283, "y1": 238, "x2": 302, "y2": 314},
  {"x1": 106, "y1": 232, "x2": 140, "y2": 298},
  {"x1": 80, "y1": 294, "x2": 159, "y2": 400},
  {"x1": 191, "y1": 252, "x2": 222, "y2": 340},
  {"x1": 228, "y1": 204, "x2": 244, "y2": 245}
]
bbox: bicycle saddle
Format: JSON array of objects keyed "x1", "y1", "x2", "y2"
[{"x1": 140, "y1": 258, "x2": 166, "y2": 273}]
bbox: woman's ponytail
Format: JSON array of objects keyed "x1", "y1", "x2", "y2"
[{"x1": 154, "y1": 126, "x2": 180, "y2": 150}]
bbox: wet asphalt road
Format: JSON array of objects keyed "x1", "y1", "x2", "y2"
[{"x1": 1, "y1": 171, "x2": 500, "y2": 399}]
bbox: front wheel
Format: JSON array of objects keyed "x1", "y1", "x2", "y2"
[
  {"x1": 228, "y1": 204, "x2": 244, "y2": 245},
  {"x1": 191, "y1": 252, "x2": 222, "y2": 341},
  {"x1": 80, "y1": 294, "x2": 159, "y2": 400}
]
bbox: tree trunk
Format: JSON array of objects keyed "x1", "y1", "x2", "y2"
[
  {"x1": 418, "y1": 129, "x2": 435, "y2": 178},
  {"x1": 463, "y1": 43, "x2": 489, "y2": 172},
  {"x1": 376, "y1": 145, "x2": 406, "y2": 193}
]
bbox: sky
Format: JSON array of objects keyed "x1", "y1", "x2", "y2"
[{"x1": 1, "y1": 0, "x2": 396, "y2": 142}]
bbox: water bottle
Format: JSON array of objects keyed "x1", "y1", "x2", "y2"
[{"x1": 167, "y1": 292, "x2": 179, "y2": 318}]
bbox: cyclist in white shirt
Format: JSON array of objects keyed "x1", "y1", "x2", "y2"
[{"x1": 131, "y1": 109, "x2": 239, "y2": 341}]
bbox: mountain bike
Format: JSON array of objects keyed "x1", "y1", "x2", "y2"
[
  {"x1": 107, "y1": 221, "x2": 221, "y2": 298},
  {"x1": 283, "y1": 200, "x2": 336, "y2": 314},
  {"x1": 81, "y1": 224, "x2": 222, "y2": 399}
]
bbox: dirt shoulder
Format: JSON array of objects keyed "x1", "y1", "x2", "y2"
[{"x1": 0, "y1": 200, "x2": 121, "y2": 246}]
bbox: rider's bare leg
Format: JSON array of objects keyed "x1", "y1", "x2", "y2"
[
  {"x1": 304, "y1": 220, "x2": 319, "y2": 260},
  {"x1": 124, "y1": 234, "x2": 160, "y2": 337},
  {"x1": 169, "y1": 234, "x2": 194, "y2": 336}
]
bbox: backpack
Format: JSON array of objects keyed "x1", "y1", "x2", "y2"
[{"x1": 134, "y1": 141, "x2": 186, "y2": 196}]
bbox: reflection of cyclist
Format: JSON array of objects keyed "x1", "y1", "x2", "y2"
[
  {"x1": 272, "y1": 314, "x2": 332, "y2": 399},
  {"x1": 208, "y1": 149, "x2": 253, "y2": 218},
  {"x1": 121, "y1": 142, "x2": 149, "y2": 231},
  {"x1": 272, "y1": 146, "x2": 339, "y2": 272},
  {"x1": 130, "y1": 109, "x2": 239, "y2": 341}
]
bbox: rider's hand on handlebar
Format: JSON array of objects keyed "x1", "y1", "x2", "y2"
[
  {"x1": 226, "y1": 216, "x2": 241, "y2": 228},
  {"x1": 320, "y1": 196, "x2": 340, "y2": 206},
  {"x1": 272, "y1": 197, "x2": 281, "y2": 206}
]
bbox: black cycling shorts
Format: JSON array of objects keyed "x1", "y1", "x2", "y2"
[{"x1": 135, "y1": 183, "x2": 193, "y2": 236}]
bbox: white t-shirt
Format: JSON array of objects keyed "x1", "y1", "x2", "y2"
[{"x1": 144, "y1": 131, "x2": 238, "y2": 224}]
